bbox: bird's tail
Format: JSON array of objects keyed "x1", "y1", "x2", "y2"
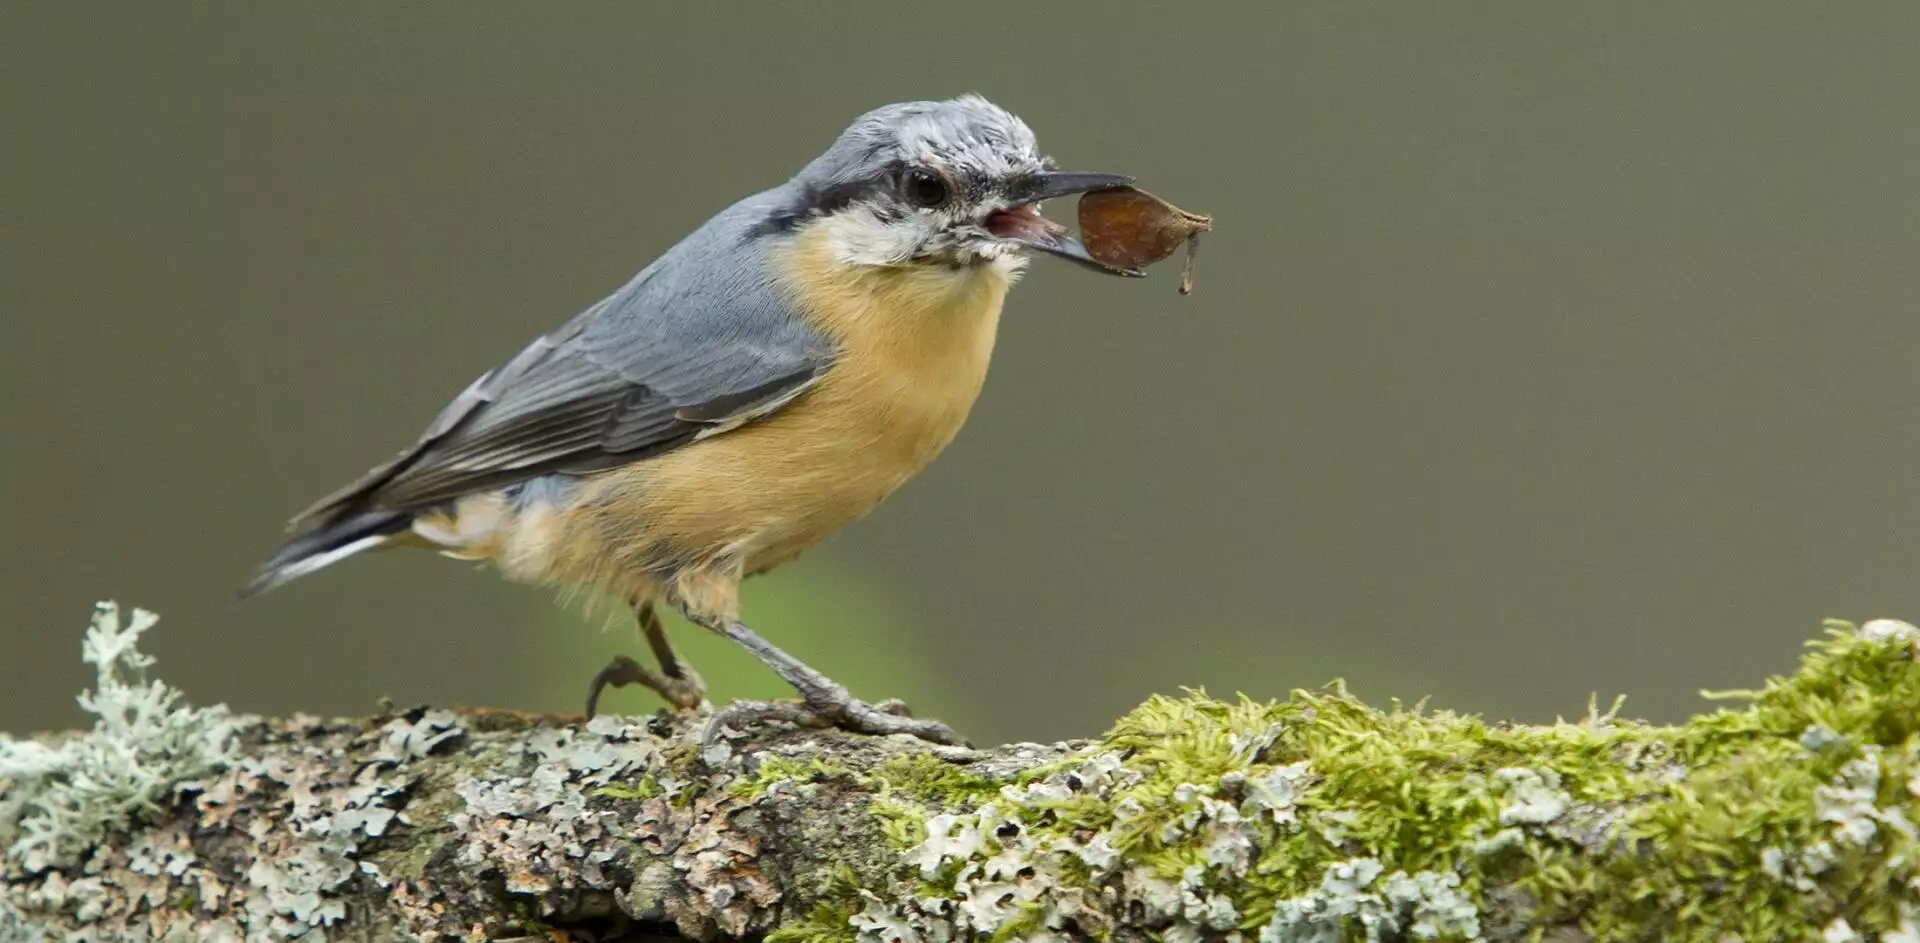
[{"x1": 240, "y1": 509, "x2": 414, "y2": 599}]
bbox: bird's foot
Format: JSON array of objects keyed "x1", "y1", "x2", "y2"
[
  {"x1": 584, "y1": 654, "x2": 707, "y2": 718},
  {"x1": 823, "y1": 693, "x2": 967, "y2": 745},
  {"x1": 701, "y1": 688, "x2": 967, "y2": 747}
]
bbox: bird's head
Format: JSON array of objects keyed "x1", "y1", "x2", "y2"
[{"x1": 775, "y1": 95, "x2": 1135, "y2": 276}]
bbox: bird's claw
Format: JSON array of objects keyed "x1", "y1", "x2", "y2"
[
  {"x1": 585, "y1": 654, "x2": 707, "y2": 718},
  {"x1": 700, "y1": 694, "x2": 967, "y2": 748},
  {"x1": 701, "y1": 699, "x2": 821, "y2": 746},
  {"x1": 834, "y1": 697, "x2": 966, "y2": 744}
]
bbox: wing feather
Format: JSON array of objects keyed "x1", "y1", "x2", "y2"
[{"x1": 286, "y1": 187, "x2": 832, "y2": 532}]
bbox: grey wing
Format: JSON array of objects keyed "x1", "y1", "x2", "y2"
[{"x1": 289, "y1": 205, "x2": 831, "y2": 530}]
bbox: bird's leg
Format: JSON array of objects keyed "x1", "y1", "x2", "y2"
[
  {"x1": 584, "y1": 601, "x2": 707, "y2": 717},
  {"x1": 689, "y1": 613, "x2": 967, "y2": 747},
  {"x1": 639, "y1": 600, "x2": 687, "y2": 681}
]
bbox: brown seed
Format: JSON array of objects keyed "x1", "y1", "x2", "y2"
[{"x1": 1076, "y1": 186, "x2": 1212, "y2": 292}]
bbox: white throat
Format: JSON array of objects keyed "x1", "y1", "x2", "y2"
[{"x1": 815, "y1": 208, "x2": 1028, "y2": 278}]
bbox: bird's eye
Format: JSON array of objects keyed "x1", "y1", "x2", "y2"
[{"x1": 903, "y1": 169, "x2": 949, "y2": 208}]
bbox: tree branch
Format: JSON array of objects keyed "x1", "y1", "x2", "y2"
[{"x1": 7, "y1": 605, "x2": 1920, "y2": 942}]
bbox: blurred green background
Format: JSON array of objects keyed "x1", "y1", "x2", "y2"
[{"x1": 5, "y1": 4, "x2": 1920, "y2": 745}]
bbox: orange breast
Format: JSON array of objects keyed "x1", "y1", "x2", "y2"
[{"x1": 554, "y1": 223, "x2": 1016, "y2": 588}]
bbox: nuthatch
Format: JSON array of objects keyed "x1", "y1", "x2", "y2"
[{"x1": 244, "y1": 95, "x2": 1136, "y2": 745}]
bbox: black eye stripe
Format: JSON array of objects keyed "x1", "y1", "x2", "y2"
[{"x1": 750, "y1": 160, "x2": 974, "y2": 238}]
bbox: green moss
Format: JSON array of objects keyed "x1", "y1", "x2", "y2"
[
  {"x1": 1025, "y1": 687, "x2": 1618, "y2": 937},
  {"x1": 1063, "y1": 623, "x2": 1920, "y2": 940},
  {"x1": 767, "y1": 903, "x2": 861, "y2": 943},
  {"x1": 731, "y1": 755, "x2": 856, "y2": 799},
  {"x1": 872, "y1": 803, "x2": 924, "y2": 853},
  {"x1": 865, "y1": 753, "x2": 1000, "y2": 854},
  {"x1": 729, "y1": 750, "x2": 995, "y2": 848},
  {"x1": 872, "y1": 752, "x2": 997, "y2": 806},
  {"x1": 986, "y1": 902, "x2": 1047, "y2": 943},
  {"x1": 766, "y1": 866, "x2": 864, "y2": 943},
  {"x1": 1088, "y1": 622, "x2": 1920, "y2": 941},
  {"x1": 736, "y1": 620, "x2": 1920, "y2": 942},
  {"x1": 732, "y1": 750, "x2": 994, "y2": 805},
  {"x1": 1541, "y1": 621, "x2": 1920, "y2": 940},
  {"x1": 592, "y1": 781, "x2": 659, "y2": 801}
]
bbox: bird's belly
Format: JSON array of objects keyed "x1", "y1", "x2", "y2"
[
  {"x1": 636, "y1": 368, "x2": 984, "y2": 573},
  {"x1": 419, "y1": 396, "x2": 967, "y2": 595}
]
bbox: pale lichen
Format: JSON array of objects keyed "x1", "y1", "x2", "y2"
[
  {"x1": 1, "y1": 603, "x2": 475, "y2": 941},
  {"x1": 449, "y1": 717, "x2": 657, "y2": 899},
  {"x1": 0, "y1": 603, "x2": 241, "y2": 874},
  {"x1": 1258, "y1": 857, "x2": 1481, "y2": 943},
  {"x1": 233, "y1": 711, "x2": 458, "y2": 939}
]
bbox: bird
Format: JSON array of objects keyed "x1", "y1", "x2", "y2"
[{"x1": 242, "y1": 94, "x2": 1138, "y2": 745}]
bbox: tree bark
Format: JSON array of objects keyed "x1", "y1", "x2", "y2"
[{"x1": 7, "y1": 610, "x2": 1920, "y2": 942}]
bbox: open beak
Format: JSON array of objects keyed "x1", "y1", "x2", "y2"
[{"x1": 986, "y1": 171, "x2": 1142, "y2": 276}]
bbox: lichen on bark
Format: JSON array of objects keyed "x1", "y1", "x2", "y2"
[{"x1": 6, "y1": 604, "x2": 1920, "y2": 942}]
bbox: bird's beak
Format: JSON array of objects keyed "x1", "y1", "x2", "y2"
[{"x1": 987, "y1": 171, "x2": 1143, "y2": 276}]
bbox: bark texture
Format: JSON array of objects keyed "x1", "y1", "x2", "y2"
[{"x1": 7, "y1": 606, "x2": 1920, "y2": 943}]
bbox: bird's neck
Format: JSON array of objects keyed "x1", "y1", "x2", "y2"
[{"x1": 777, "y1": 224, "x2": 1015, "y2": 366}]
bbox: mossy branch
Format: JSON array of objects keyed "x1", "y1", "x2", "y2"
[{"x1": 6, "y1": 606, "x2": 1920, "y2": 942}]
